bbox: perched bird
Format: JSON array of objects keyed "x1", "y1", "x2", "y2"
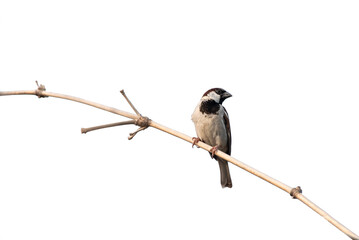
[{"x1": 191, "y1": 88, "x2": 233, "y2": 188}]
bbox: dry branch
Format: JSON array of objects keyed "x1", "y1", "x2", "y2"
[{"x1": 0, "y1": 83, "x2": 358, "y2": 240}]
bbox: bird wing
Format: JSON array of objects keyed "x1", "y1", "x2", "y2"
[{"x1": 223, "y1": 107, "x2": 231, "y2": 155}]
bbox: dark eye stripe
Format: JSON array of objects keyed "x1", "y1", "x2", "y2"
[{"x1": 215, "y1": 89, "x2": 225, "y2": 95}]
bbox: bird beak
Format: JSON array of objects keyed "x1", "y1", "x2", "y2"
[{"x1": 223, "y1": 92, "x2": 232, "y2": 99}]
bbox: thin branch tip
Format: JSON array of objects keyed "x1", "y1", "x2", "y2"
[{"x1": 128, "y1": 126, "x2": 147, "y2": 140}]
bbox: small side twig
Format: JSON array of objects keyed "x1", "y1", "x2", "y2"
[
  {"x1": 120, "y1": 89, "x2": 141, "y2": 116},
  {"x1": 81, "y1": 120, "x2": 135, "y2": 134}
]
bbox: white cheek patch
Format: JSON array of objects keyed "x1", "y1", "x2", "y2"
[{"x1": 207, "y1": 91, "x2": 220, "y2": 103}]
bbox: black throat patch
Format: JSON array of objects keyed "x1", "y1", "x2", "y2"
[{"x1": 200, "y1": 99, "x2": 220, "y2": 114}]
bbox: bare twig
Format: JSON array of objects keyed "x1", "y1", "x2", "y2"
[
  {"x1": 120, "y1": 89, "x2": 141, "y2": 116},
  {"x1": 81, "y1": 120, "x2": 135, "y2": 134},
  {"x1": 0, "y1": 83, "x2": 358, "y2": 240},
  {"x1": 128, "y1": 125, "x2": 147, "y2": 140}
]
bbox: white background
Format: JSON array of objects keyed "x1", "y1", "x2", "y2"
[{"x1": 1, "y1": 1, "x2": 358, "y2": 239}]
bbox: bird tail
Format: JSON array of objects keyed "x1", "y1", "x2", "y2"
[{"x1": 218, "y1": 158, "x2": 232, "y2": 188}]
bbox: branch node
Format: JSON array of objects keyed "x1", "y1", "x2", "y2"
[
  {"x1": 128, "y1": 116, "x2": 151, "y2": 140},
  {"x1": 35, "y1": 81, "x2": 48, "y2": 98},
  {"x1": 290, "y1": 186, "x2": 302, "y2": 199},
  {"x1": 135, "y1": 115, "x2": 151, "y2": 128}
]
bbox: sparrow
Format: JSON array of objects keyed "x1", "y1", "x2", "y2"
[{"x1": 191, "y1": 88, "x2": 233, "y2": 188}]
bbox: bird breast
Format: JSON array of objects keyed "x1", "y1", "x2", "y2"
[{"x1": 191, "y1": 105, "x2": 228, "y2": 152}]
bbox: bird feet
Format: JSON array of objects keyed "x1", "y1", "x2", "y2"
[
  {"x1": 192, "y1": 137, "x2": 201, "y2": 148},
  {"x1": 210, "y1": 145, "x2": 218, "y2": 158}
]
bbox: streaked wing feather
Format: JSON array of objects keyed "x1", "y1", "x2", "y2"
[{"x1": 223, "y1": 107, "x2": 231, "y2": 155}]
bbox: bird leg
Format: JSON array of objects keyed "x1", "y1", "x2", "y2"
[
  {"x1": 210, "y1": 145, "x2": 219, "y2": 158},
  {"x1": 192, "y1": 137, "x2": 201, "y2": 148}
]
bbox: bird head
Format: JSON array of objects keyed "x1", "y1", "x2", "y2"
[{"x1": 202, "y1": 88, "x2": 232, "y2": 104}]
